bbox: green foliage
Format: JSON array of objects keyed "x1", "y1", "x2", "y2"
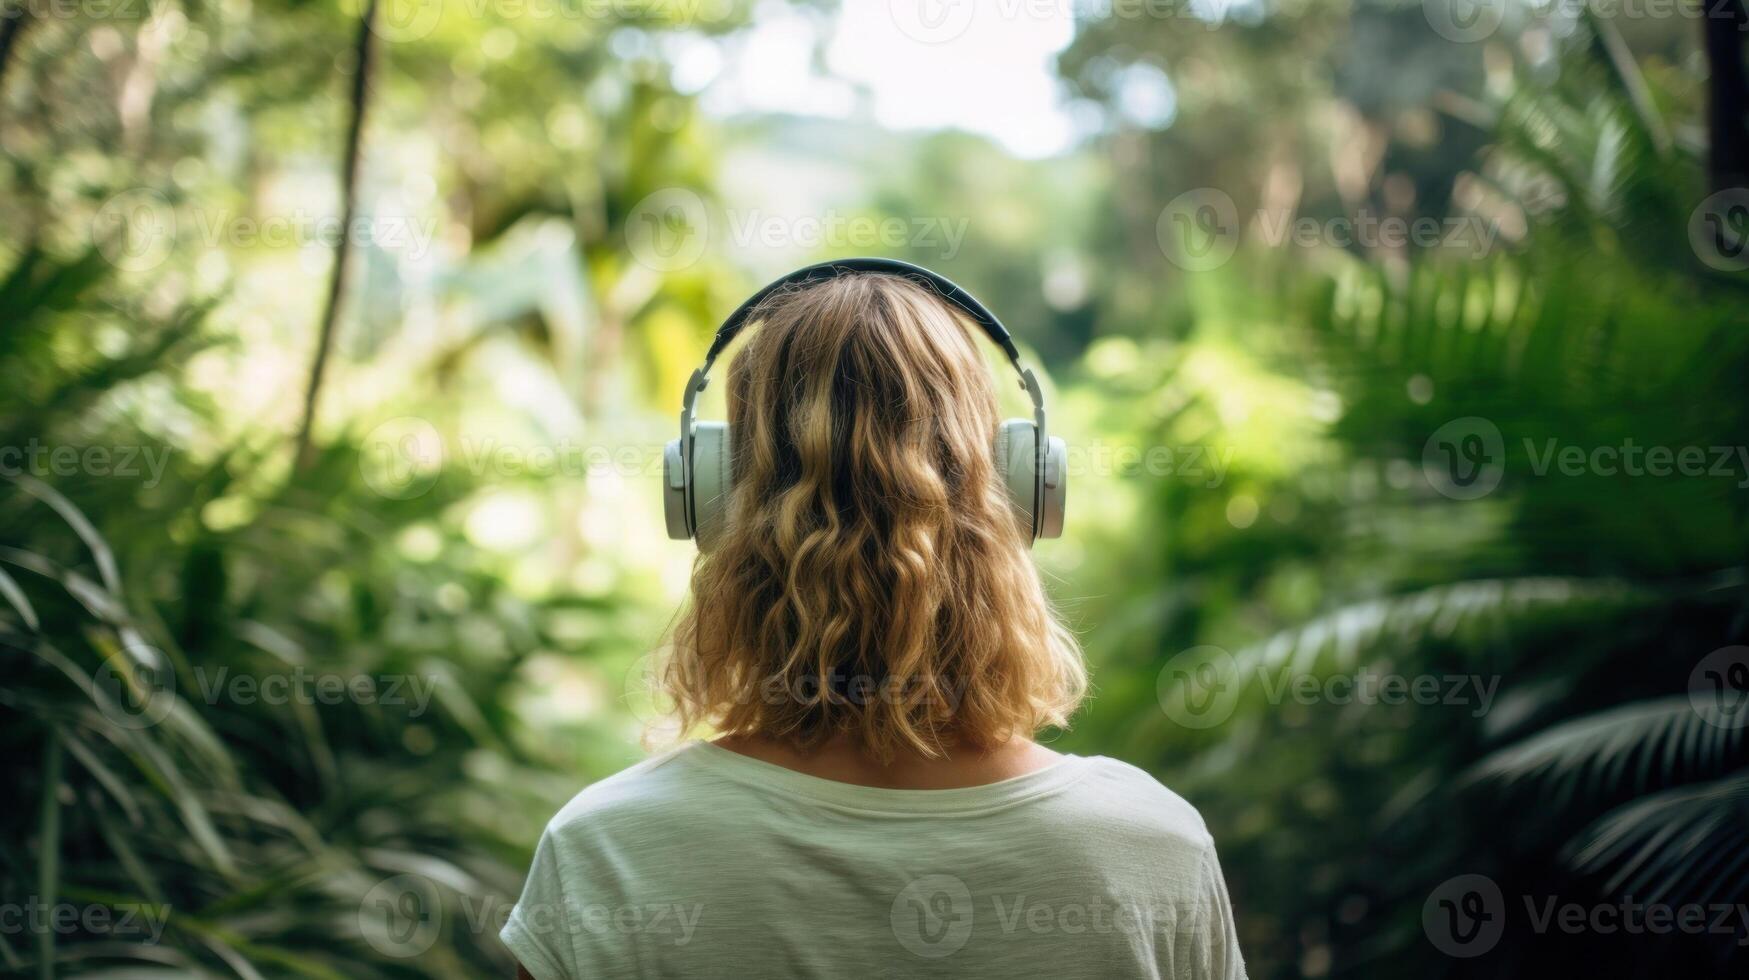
[
  {"x1": 0, "y1": 250, "x2": 647, "y2": 975},
  {"x1": 4, "y1": 0, "x2": 1746, "y2": 977},
  {"x1": 1059, "y1": 12, "x2": 1749, "y2": 976}
]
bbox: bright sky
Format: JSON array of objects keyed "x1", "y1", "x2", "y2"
[{"x1": 698, "y1": 1, "x2": 1083, "y2": 159}]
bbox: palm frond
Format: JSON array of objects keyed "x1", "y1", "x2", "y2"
[
  {"x1": 1567, "y1": 771, "x2": 1749, "y2": 906},
  {"x1": 1233, "y1": 576, "x2": 1646, "y2": 682},
  {"x1": 1465, "y1": 697, "x2": 1749, "y2": 811}
]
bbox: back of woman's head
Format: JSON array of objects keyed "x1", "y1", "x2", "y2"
[{"x1": 664, "y1": 272, "x2": 1085, "y2": 760}]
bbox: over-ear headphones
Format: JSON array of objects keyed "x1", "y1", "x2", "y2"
[{"x1": 662, "y1": 257, "x2": 1067, "y2": 549}]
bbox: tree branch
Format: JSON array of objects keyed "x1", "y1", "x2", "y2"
[
  {"x1": 0, "y1": 1, "x2": 32, "y2": 109},
  {"x1": 294, "y1": 0, "x2": 379, "y2": 470}
]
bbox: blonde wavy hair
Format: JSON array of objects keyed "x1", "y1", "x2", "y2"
[{"x1": 661, "y1": 272, "x2": 1085, "y2": 761}]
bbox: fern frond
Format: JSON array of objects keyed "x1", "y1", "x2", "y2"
[
  {"x1": 1234, "y1": 576, "x2": 1647, "y2": 681},
  {"x1": 1567, "y1": 772, "x2": 1749, "y2": 906},
  {"x1": 1466, "y1": 697, "x2": 1749, "y2": 812}
]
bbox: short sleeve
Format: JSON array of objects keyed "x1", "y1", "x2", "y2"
[
  {"x1": 500, "y1": 829, "x2": 575, "y2": 980},
  {"x1": 1195, "y1": 839, "x2": 1248, "y2": 980}
]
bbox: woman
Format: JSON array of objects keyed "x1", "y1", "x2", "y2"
[{"x1": 502, "y1": 266, "x2": 1246, "y2": 978}]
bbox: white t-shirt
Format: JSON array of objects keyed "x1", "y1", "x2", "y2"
[{"x1": 502, "y1": 741, "x2": 1247, "y2": 979}]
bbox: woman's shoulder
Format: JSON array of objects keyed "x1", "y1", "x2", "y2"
[
  {"x1": 542, "y1": 742, "x2": 717, "y2": 836},
  {"x1": 1056, "y1": 754, "x2": 1215, "y2": 851}
]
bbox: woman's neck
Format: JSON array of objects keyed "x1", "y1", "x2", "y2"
[{"x1": 711, "y1": 732, "x2": 1062, "y2": 790}]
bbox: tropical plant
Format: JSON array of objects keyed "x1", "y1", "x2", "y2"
[
  {"x1": 0, "y1": 248, "x2": 657, "y2": 977},
  {"x1": 1069, "y1": 13, "x2": 1749, "y2": 977}
]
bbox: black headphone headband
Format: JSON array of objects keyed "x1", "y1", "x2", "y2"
[{"x1": 704, "y1": 257, "x2": 1023, "y2": 367}]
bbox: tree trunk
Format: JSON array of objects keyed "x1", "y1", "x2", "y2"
[
  {"x1": 1704, "y1": 0, "x2": 1749, "y2": 191},
  {"x1": 294, "y1": 0, "x2": 379, "y2": 470},
  {"x1": 0, "y1": 3, "x2": 31, "y2": 105}
]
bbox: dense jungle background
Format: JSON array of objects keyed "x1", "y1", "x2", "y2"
[{"x1": 4, "y1": 0, "x2": 1749, "y2": 975}]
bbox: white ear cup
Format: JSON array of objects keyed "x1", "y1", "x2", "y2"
[
  {"x1": 995, "y1": 419, "x2": 1048, "y2": 540},
  {"x1": 663, "y1": 439, "x2": 689, "y2": 539},
  {"x1": 670, "y1": 419, "x2": 1064, "y2": 547},
  {"x1": 1038, "y1": 435, "x2": 1066, "y2": 539},
  {"x1": 664, "y1": 424, "x2": 731, "y2": 545},
  {"x1": 689, "y1": 422, "x2": 731, "y2": 549}
]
